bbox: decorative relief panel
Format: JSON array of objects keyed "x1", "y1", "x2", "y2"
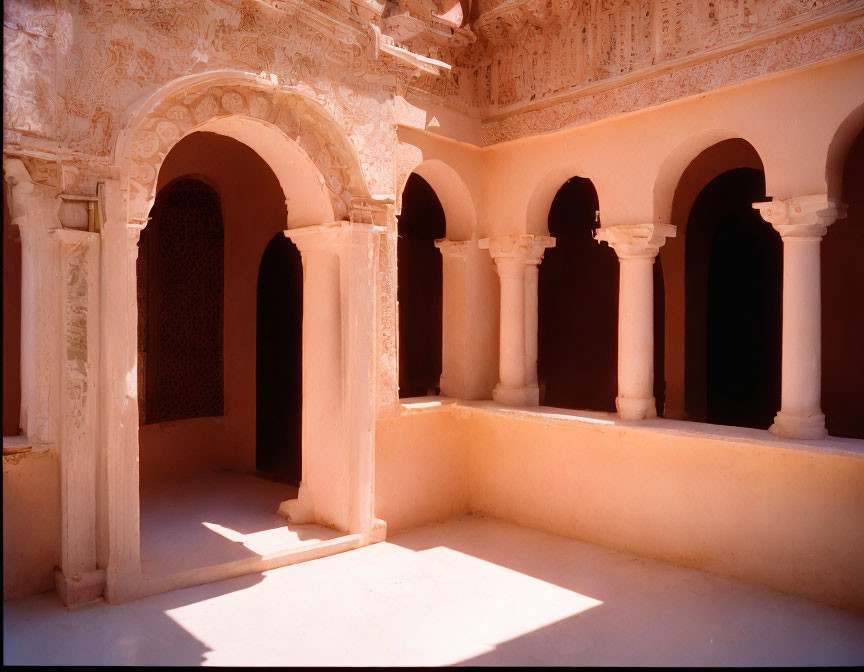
[{"x1": 128, "y1": 82, "x2": 371, "y2": 219}]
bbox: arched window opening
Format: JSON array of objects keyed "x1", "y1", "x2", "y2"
[
  {"x1": 256, "y1": 233, "x2": 303, "y2": 484},
  {"x1": 685, "y1": 168, "x2": 781, "y2": 429},
  {"x1": 398, "y1": 173, "x2": 446, "y2": 398},
  {"x1": 823, "y1": 126, "x2": 864, "y2": 439},
  {"x1": 138, "y1": 178, "x2": 224, "y2": 424},
  {"x1": 538, "y1": 177, "x2": 617, "y2": 412},
  {"x1": 3, "y1": 178, "x2": 22, "y2": 436}
]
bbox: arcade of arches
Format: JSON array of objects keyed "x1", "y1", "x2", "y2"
[{"x1": 3, "y1": 6, "x2": 864, "y2": 621}]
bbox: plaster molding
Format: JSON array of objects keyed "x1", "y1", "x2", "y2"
[
  {"x1": 754, "y1": 195, "x2": 847, "y2": 239},
  {"x1": 594, "y1": 223, "x2": 677, "y2": 260}
]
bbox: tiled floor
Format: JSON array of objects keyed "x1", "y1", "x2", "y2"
[{"x1": 5, "y1": 516, "x2": 864, "y2": 666}]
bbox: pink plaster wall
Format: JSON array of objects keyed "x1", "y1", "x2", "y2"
[
  {"x1": 375, "y1": 409, "x2": 469, "y2": 532},
  {"x1": 139, "y1": 132, "x2": 288, "y2": 486},
  {"x1": 375, "y1": 407, "x2": 864, "y2": 613},
  {"x1": 3, "y1": 451, "x2": 60, "y2": 600}
]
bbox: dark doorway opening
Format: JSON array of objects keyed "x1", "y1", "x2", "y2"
[
  {"x1": 256, "y1": 233, "x2": 303, "y2": 485},
  {"x1": 139, "y1": 177, "x2": 224, "y2": 425},
  {"x1": 398, "y1": 173, "x2": 446, "y2": 398},
  {"x1": 685, "y1": 168, "x2": 781, "y2": 429},
  {"x1": 538, "y1": 177, "x2": 617, "y2": 412},
  {"x1": 823, "y1": 126, "x2": 864, "y2": 439}
]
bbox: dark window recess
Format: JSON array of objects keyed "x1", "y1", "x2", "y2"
[
  {"x1": 398, "y1": 174, "x2": 446, "y2": 398},
  {"x1": 137, "y1": 178, "x2": 225, "y2": 424}
]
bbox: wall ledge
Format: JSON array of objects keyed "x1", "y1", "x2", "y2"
[{"x1": 393, "y1": 398, "x2": 864, "y2": 460}]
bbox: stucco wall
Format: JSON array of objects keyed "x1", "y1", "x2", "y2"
[
  {"x1": 375, "y1": 404, "x2": 864, "y2": 613},
  {"x1": 375, "y1": 407, "x2": 469, "y2": 533},
  {"x1": 3, "y1": 450, "x2": 60, "y2": 600}
]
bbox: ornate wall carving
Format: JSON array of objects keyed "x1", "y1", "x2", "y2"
[{"x1": 128, "y1": 81, "x2": 370, "y2": 219}]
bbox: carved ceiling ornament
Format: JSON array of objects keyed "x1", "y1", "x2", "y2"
[{"x1": 126, "y1": 79, "x2": 371, "y2": 222}]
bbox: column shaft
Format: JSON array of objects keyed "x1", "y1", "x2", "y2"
[
  {"x1": 595, "y1": 222, "x2": 676, "y2": 421},
  {"x1": 781, "y1": 238, "x2": 823, "y2": 418},
  {"x1": 754, "y1": 195, "x2": 844, "y2": 439},
  {"x1": 497, "y1": 258, "x2": 527, "y2": 394},
  {"x1": 617, "y1": 256, "x2": 656, "y2": 418}
]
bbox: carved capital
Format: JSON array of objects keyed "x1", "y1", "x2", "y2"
[
  {"x1": 435, "y1": 238, "x2": 470, "y2": 260},
  {"x1": 479, "y1": 233, "x2": 555, "y2": 265},
  {"x1": 594, "y1": 223, "x2": 676, "y2": 260},
  {"x1": 286, "y1": 220, "x2": 386, "y2": 255},
  {"x1": 753, "y1": 195, "x2": 847, "y2": 239}
]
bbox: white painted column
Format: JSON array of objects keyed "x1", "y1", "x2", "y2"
[
  {"x1": 595, "y1": 223, "x2": 676, "y2": 421},
  {"x1": 754, "y1": 195, "x2": 845, "y2": 440},
  {"x1": 480, "y1": 234, "x2": 554, "y2": 407}
]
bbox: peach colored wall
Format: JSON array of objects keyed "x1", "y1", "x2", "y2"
[
  {"x1": 139, "y1": 131, "x2": 288, "y2": 486},
  {"x1": 375, "y1": 405, "x2": 864, "y2": 613},
  {"x1": 375, "y1": 409, "x2": 469, "y2": 532},
  {"x1": 3, "y1": 451, "x2": 60, "y2": 600}
]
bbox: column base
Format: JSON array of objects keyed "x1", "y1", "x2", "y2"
[
  {"x1": 493, "y1": 384, "x2": 536, "y2": 407},
  {"x1": 55, "y1": 568, "x2": 106, "y2": 608},
  {"x1": 769, "y1": 411, "x2": 827, "y2": 440},
  {"x1": 616, "y1": 396, "x2": 657, "y2": 421},
  {"x1": 277, "y1": 482, "x2": 315, "y2": 524}
]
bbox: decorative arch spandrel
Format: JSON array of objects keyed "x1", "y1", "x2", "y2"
[{"x1": 125, "y1": 80, "x2": 371, "y2": 223}]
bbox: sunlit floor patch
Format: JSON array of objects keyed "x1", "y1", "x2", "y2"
[{"x1": 5, "y1": 515, "x2": 864, "y2": 667}]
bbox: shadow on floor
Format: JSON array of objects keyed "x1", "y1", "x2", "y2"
[{"x1": 3, "y1": 572, "x2": 265, "y2": 666}]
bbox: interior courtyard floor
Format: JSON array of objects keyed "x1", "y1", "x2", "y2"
[
  {"x1": 4, "y1": 515, "x2": 864, "y2": 667},
  {"x1": 139, "y1": 470, "x2": 344, "y2": 578}
]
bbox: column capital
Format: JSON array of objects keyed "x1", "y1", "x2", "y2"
[
  {"x1": 434, "y1": 238, "x2": 471, "y2": 259},
  {"x1": 478, "y1": 234, "x2": 555, "y2": 264},
  {"x1": 286, "y1": 220, "x2": 386, "y2": 254},
  {"x1": 594, "y1": 222, "x2": 676, "y2": 259},
  {"x1": 753, "y1": 195, "x2": 847, "y2": 239}
]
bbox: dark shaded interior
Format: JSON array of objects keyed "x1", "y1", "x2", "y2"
[
  {"x1": 3, "y1": 179, "x2": 22, "y2": 436},
  {"x1": 538, "y1": 177, "x2": 618, "y2": 412},
  {"x1": 256, "y1": 233, "x2": 303, "y2": 484},
  {"x1": 140, "y1": 178, "x2": 225, "y2": 425},
  {"x1": 652, "y1": 256, "x2": 665, "y2": 417},
  {"x1": 685, "y1": 167, "x2": 781, "y2": 429},
  {"x1": 398, "y1": 173, "x2": 446, "y2": 398},
  {"x1": 823, "y1": 126, "x2": 864, "y2": 439}
]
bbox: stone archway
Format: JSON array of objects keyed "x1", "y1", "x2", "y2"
[
  {"x1": 98, "y1": 75, "x2": 385, "y2": 604},
  {"x1": 124, "y1": 77, "x2": 370, "y2": 226}
]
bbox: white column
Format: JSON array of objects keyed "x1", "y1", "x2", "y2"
[
  {"x1": 480, "y1": 234, "x2": 554, "y2": 407},
  {"x1": 595, "y1": 223, "x2": 676, "y2": 421},
  {"x1": 754, "y1": 195, "x2": 845, "y2": 440}
]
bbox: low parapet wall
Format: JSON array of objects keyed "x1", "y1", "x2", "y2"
[{"x1": 376, "y1": 399, "x2": 864, "y2": 613}]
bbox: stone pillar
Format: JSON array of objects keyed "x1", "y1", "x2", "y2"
[
  {"x1": 479, "y1": 234, "x2": 554, "y2": 407},
  {"x1": 280, "y1": 220, "x2": 385, "y2": 542},
  {"x1": 595, "y1": 223, "x2": 676, "y2": 421},
  {"x1": 52, "y1": 229, "x2": 105, "y2": 606},
  {"x1": 754, "y1": 195, "x2": 846, "y2": 440},
  {"x1": 434, "y1": 239, "x2": 499, "y2": 400},
  {"x1": 3, "y1": 159, "x2": 57, "y2": 443}
]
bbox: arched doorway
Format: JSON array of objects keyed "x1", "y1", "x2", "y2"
[
  {"x1": 398, "y1": 173, "x2": 446, "y2": 398},
  {"x1": 823, "y1": 126, "x2": 864, "y2": 439},
  {"x1": 538, "y1": 177, "x2": 617, "y2": 411},
  {"x1": 685, "y1": 167, "x2": 781, "y2": 429},
  {"x1": 256, "y1": 233, "x2": 303, "y2": 484},
  {"x1": 138, "y1": 177, "x2": 225, "y2": 426}
]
